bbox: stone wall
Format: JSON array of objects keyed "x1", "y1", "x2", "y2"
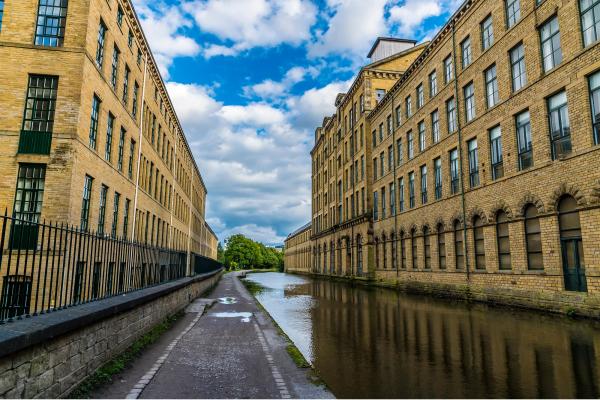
[{"x1": 0, "y1": 270, "x2": 222, "y2": 399}]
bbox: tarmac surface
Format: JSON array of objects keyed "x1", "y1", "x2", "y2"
[{"x1": 90, "y1": 272, "x2": 332, "y2": 399}]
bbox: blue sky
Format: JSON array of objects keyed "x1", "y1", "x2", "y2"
[{"x1": 132, "y1": 0, "x2": 462, "y2": 245}]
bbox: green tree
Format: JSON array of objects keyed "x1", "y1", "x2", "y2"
[{"x1": 222, "y1": 234, "x2": 284, "y2": 271}]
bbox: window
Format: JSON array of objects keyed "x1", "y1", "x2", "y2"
[
  {"x1": 411, "y1": 229, "x2": 418, "y2": 269},
  {"x1": 388, "y1": 145, "x2": 394, "y2": 170},
  {"x1": 379, "y1": 123, "x2": 384, "y2": 141},
  {"x1": 110, "y1": 46, "x2": 120, "y2": 89},
  {"x1": 420, "y1": 165, "x2": 428, "y2": 204},
  {"x1": 406, "y1": 96, "x2": 412, "y2": 118},
  {"x1": 98, "y1": 184, "x2": 108, "y2": 235},
  {"x1": 434, "y1": 157, "x2": 442, "y2": 200},
  {"x1": 548, "y1": 91, "x2": 571, "y2": 159},
  {"x1": 397, "y1": 138, "x2": 403, "y2": 165},
  {"x1": 399, "y1": 178, "x2": 405, "y2": 212},
  {"x1": 438, "y1": 225, "x2": 446, "y2": 269},
  {"x1": 510, "y1": 43, "x2": 526, "y2": 92},
  {"x1": 12, "y1": 164, "x2": 46, "y2": 249},
  {"x1": 117, "y1": 6, "x2": 124, "y2": 27},
  {"x1": 473, "y1": 216, "x2": 485, "y2": 270},
  {"x1": 485, "y1": 64, "x2": 499, "y2": 108},
  {"x1": 128, "y1": 139, "x2": 135, "y2": 179},
  {"x1": 444, "y1": 56, "x2": 454, "y2": 84},
  {"x1": 123, "y1": 65, "x2": 130, "y2": 104},
  {"x1": 89, "y1": 95, "x2": 101, "y2": 150},
  {"x1": 429, "y1": 71, "x2": 438, "y2": 97},
  {"x1": 376, "y1": 89, "x2": 386, "y2": 103},
  {"x1": 418, "y1": 121, "x2": 426, "y2": 152},
  {"x1": 540, "y1": 16, "x2": 562, "y2": 72},
  {"x1": 35, "y1": 0, "x2": 68, "y2": 46},
  {"x1": 516, "y1": 111, "x2": 533, "y2": 169},
  {"x1": 387, "y1": 115, "x2": 393, "y2": 136},
  {"x1": 372, "y1": 130, "x2": 377, "y2": 147},
  {"x1": 132, "y1": 82, "x2": 139, "y2": 117},
  {"x1": 417, "y1": 84, "x2": 424, "y2": 108},
  {"x1": 450, "y1": 149, "x2": 459, "y2": 194},
  {"x1": 360, "y1": 95, "x2": 365, "y2": 113},
  {"x1": 117, "y1": 127, "x2": 125, "y2": 171},
  {"x1": 464, "y1": 82, "x2": 476, "y2": 122},
  {"x1": 468, "y1": 139, "x2": 479, "y2": 187},
  {"x1": 461, "y1": 37, "x2": 472, "y2": 68},
  {"x1": 105, "y1": 113, "x2": 114, "y2": 162},
  {"x1": 19, "y1": 75, "x2": 58, "y2": 154},
  {"x1": 96, "y1": 20, "x2": 107, "y2": 67},
  {"x1": 361, "y1": 155, "x2": 365, "y2": 179},
  {"x1": 111, "y1": 192, "x2": 120, "y2": 238},
  {"x1": 379, "y1": 152, "x2": 384, "y2": 177},
  {"x1": 408, "y1": 172, "x2": 415, "y2": 208},
  {"x1": 81, "y1": 175, "x2": 93, "y2": 231},
  {"x1": 496, "y1": 211, "x2": 511, "y2": 270},
  {"x1": 481, "y1": 15, "x2": 494, "y2": 50},
  {"x1": 447, "y1": 97, "x2": 457, "y2": 133},
  {"x1": 454, "y1": 220, "x2": 464, "y2": 269},
  {"x1": 373, "y1": 158, "x2": 378, "y2": 180},
  {"x1": 506, "y1": 0, "x2": 521, "y2": 28},
  {"x1": 128, "y1": 29, "x2": 133, "y2": 48},
  {"x1": 137, "y1": 49, "x2": 142, "y2": 65},
  {"x1": 0, "y1": 0, "x2": 4, "y2": 32},
  {"x1": 390, "y1": 182, "x2": 396, "y2": 216},
  {"x1": 401, "y1": 233, "x2": 407, "y2": 269},
  {"x1": 373, "y1": 191, "x2": 379, "y2": 220},
  {"x1": 431, "y1": 110, "x2": 440, "y2": 143},
  {"x1": 525, "y1": 205, "x2": 543, "y2": 270},
  {"x1": 395, "y1": 105, "x2": 402, "y2": 127},
  {"x1": 589, "y1": 71, "x2": 600, "y2": 145},
  {"x1": 407, "y1": 131, "x2": 414, "y2": 159},
  {"x1": 489, "y1": 126, "x2": 504, "y2": 180},
  {"x1": 423, "y1": 227, "x2": 431, "y2": 269},
  {"x1": 583, "y1": 0, "x2": 600, "y2": 47}
]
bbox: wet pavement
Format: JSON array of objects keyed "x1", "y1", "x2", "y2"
[{"x1": 91, "y1": 272, "x2": 331, "y2": 399}]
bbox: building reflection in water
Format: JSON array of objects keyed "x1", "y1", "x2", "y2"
[{"x1": 247, "y1": 273, "x2": 600, "y2": 399}]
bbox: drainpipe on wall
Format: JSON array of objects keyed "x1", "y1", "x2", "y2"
[{"x1": 391, "y1": 94, "x2": 399, "y2": 280}]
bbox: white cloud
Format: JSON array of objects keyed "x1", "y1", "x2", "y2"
[
  {"x1": 389, "y1": 0, "x2": 461, "y2": 36},
  {"x1": 184, "y1": 0, "x2": 318, "y2": 58},
  {"x1": 243, "y1": 66, "x2": 318, "y2": 99}
]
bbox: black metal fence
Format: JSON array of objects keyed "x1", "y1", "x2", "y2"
[
  {"x1": 0, "y1": 212, "x2": 188, "y2": 323},
  {"x1": 192, "y1": 253, "x2": 222, "y2": 275}
]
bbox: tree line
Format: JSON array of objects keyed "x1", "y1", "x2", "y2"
[{"x1": 217, "y1": 234, "x2": 284, "y2": 271}]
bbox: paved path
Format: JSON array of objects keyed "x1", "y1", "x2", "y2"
[{"x1": 91, "y1": 272, "x2": 332, "y2": 399}]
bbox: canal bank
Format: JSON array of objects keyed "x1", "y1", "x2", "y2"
[{"x1": 245, "y1": 272, "x2": 600, "y2": 398}]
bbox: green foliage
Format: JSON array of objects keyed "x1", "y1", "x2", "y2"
[{"x1": 222, "y1": 234, "x2": 284, "y2": 271}]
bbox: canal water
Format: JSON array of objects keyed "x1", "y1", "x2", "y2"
[{"x1": 243, "y1": 272, "x2": 600, "y2": 398}]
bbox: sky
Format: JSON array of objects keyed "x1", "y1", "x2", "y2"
[{"x1": 131, "y1": 0, "x2": 463, "y2": 246}]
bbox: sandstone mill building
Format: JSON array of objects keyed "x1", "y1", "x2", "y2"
[{"x1": 285, "y1": 0, "x2": 600, "y2": 316}]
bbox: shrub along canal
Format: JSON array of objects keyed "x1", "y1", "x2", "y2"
[{"x1": 243, "y1": 272, "x2": 600, "y2": 398}]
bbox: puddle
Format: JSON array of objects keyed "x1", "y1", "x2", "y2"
[
  {"x1": 212, "y1": 312, "x2": 252, "y2": 322},
  {"x1": 218, "y1": 297, "x2": 237, "y2": 304}
]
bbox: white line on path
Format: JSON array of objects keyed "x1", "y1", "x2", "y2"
[{"x1": 252, "y1": 319, "x2": 292, "y2": 399}]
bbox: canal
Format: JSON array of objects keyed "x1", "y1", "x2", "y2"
[{"x1": 243, "y1": 272, "x2": 600, "y2": 398}]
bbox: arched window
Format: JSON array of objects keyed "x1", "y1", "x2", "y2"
[
  {"x1": 330, "y1": 241, "x2": 335, "y2": 274},
  {"x1": 524, "y1": 205, "x2": 542, "y2": 270},
  {"x1": 437, "y1": 224, "x2": 446, "y2": 270},
  {"x1": 559, "y1": 195, "x2": 586, "y2": 291},
  {"x1": 382, "y1": 234, "x2": 387, "y2": 269},
  {"x1": 411, "y1": 228, "x2": 418, "y2": 269},
  {"x1": 323, "y1": 243, "x2": 327, "y2": 273},
  {"x1": 375, "y1": 237, "x2": 380, "y2": 269},
  {"x1": 317, "y1": 245, "x2": 321, "y2": 272},
  {"x1": 391, "y1": 232, "x2": 397, "y2": 269},
  {"x1": 496, "y1": 211, "x2": 511, "y2": 270},
  {"x1": 337, "y1": 240, "x2": 342, "y2": 275},
  {"x1": 400, "y1": 232, "x2": 407, "y2": 269},
  {"x1": 423, "y1": 227, "x2": 431, "y2": 269},
  {"x1": 473, "y1": 216, "x2": 486, "y2": 270},
  {"x1": 454, "y1": 220, "x2": 464, "y2": 269},
  {"x1": 357, "y1": 235, "x2": 363, "y2": 275}
]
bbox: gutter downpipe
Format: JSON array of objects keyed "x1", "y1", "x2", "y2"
[{"x1": 391, "y1": 94, "x2": 399, "y2": 280}]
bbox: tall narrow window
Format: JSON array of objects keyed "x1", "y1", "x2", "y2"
[
  {"x1": 408, "y1": 172, "x2": 415, "y2": 208},
  {"x1": 110, "y1": 46, "x2": 120, "y2": 89},
  {"x1": 117, "y1": 127, "x2": 125, "y2": 171},
  {"x1": 397, "y1": 138, "x2": 403, "y2": 165},
  {"x1": 381, "y1": 186, "x2": 386, "y2": 218},
  {"x1": 406, "y1": 96, "x2": 412, "y2": 118},
  {"x1": 589, "y1": 70, "x2": 600, "y2": 145},
  {"x1": 454, "y1": 220, "x2": 464, "y2": 269},
  {"x1": 390, "y1": 182, "x2": 396, "y2": 216},
  {"x1": 132, "y1": 82, "x2": 139, "y2": 117},
  {"x1": 429, "y1": 71, "x2": 438, "y2": 97},
  {"x1": 411, "y1": 229, "x2": 418, "y2": 270},
  {"x1": 447, "y1": 97, "x2": 457, "y2": 133},
  {"x1": 548, "y1": 91, "x2": 571, "y2": 159},
  {"x1": 431, "y1": 110, "x2": 440, "y2": 143},
  {"x1": 89, "y1": 95, "x2": 101, "y2": 150},
  {"x1": 468, "y1": 139, "x2": 479, "y2": 188},
  {"x1": 473, "y1": 216, "x2": 486, "y2": 270},
  {"x1": 98, "y1": 184, "x2": 108, "y2": 235},
  {"x1": 395, "y1": 106, "x2": 402, "y2": 127},
  {"x1": 444, "y1": 56, "x2": 454, "y2": 84},
  {"x1": 96, "y1": 20, "x2": 107, "y2": 67},
  {"x1": 117, "y1": 5, "x2": 124, "y2": 27},
  {"x1": 464, "y1": 82, "x2": 476, "y2": 122},
  {"x1": 438, "y1": 225, "x2": 446, "y2": 269},
  {"x1": 581, "y1": 0, "x2": 600, "y2": 46},
  {"x1": 525, "y1": 205, "x2": 543, "y2": 270},
  {"x1": 387, "y1": 115, "x2": 393, "y2": 136},
  {"x1": 388, "y1": 145, "x2": 394, "y2": 171},
  {"x1": 434, "y1": 157, "x2": 442, "y2": 200},
  {"x1": 450, "y1": 148, "x2": 459, "y2": 194},
  {"x1": 418, "y1": 121, "x2": 426, "y2": 152},
  {"x1": 373, "y1": 190, "x2": 378, "y2": 220},
  {"x1": 510, "y1": 43, "x2": 526, "y2": 92},
  {"x1": 128, "y1": 139, "x2": 135, "y2": 179},
  {"x1": 481, "y1": 15, "x2": 494, "y2": 50},
  {"x1": 13, "y1": 164, "x2": 46, "y2": 225},
  {"x1": 417, "y1": 84, "x2": 424, "y2": 109},
  {"x1": 407, "y1": 131, "x2": 414, "y2": 159},
  {"x1": 123, "y1": 198, "x2": 130, "y2": 238},
  {"x1": 105, "y1": 113, "x2": 114, "y2": 162},
  {"x1": 399, "y1": 177, "x2": 405, "y2": 212},
  {"x1": 423, "y1": 227, "x2": 431, "y2": 269},
  {"x1": 401, "y1": 233, "x2": 407, "y2": 269},
  {"x1": 461, "y1": 37, "x2": 472, "y2": 68},
  {"x1": 420, "y1": 165, "x2": 428, "y2": 204},
  {"x1": 485, "y1": 64, "x2": 499, "y2": 108},
  {"x1": 111, "y1": 192, "x2": 120, "y2": 237},
  {"x1": 516, "y1": 111, "x2": 533, "y2": 169},
  {"x1": 496, "y1": 211, "x2": 511, "y2": 270},
  {"x1": 81, "y1": 175, "x2": 93, "y2": 231},
  {"x1": 19, "y1": 75, "x2": 58, "y2": 155},
  {"x1": 35, "y1": 0, "x2": 68, "y2": 46},
  {"x1": 506, "y1": 0, "x2": 521, "y2": 28},
  {"x1": 373, "y1": 158, "x2": 379, "y2": 179},
  {"x1": 490, "y1": 126, "x2": 504, "y2": 180},
  {"x1": 123, "y1": 65, "x2": 130, "y2": 104},
  {"x1": 0, "y1": 0, "x2": 4, "y2": 32},
  {"x1": 540, "y1": 16, "x2": 562, "y2": 72}
]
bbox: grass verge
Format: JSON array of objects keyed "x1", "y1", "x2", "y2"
[{"x1": 69, "y1": 311, "x2": 184, "y2": 399}]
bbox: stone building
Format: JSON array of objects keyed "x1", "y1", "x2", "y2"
[
  {"x1": 291, "y1": 0, "x2": 600, "y2": 316},
  {"x1": 284, "y1": 222, "x2": 312, "y2": 273},
  {"x1": 0, "y1": 0, "x2": 217, "y2": 260}
]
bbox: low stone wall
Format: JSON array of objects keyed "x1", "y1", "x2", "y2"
[{"x1": 0, "y1": 270, "x2": 222, "y2": 398}]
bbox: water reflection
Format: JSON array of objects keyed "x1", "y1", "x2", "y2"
[{"x1": 244, "y1": 273, "x2": 600, "y2": 399}]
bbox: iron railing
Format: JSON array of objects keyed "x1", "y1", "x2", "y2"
[{"x1": 0, "y1": 211, "x2": 188, "y2": 323}]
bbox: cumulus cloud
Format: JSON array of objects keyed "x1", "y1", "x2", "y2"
[
  {"x1": 243, "y1": 66, "x2": 319, "y2": 99},
  {"x1": 389, "y1": 0, "x2": 463, "y2": 37}
]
